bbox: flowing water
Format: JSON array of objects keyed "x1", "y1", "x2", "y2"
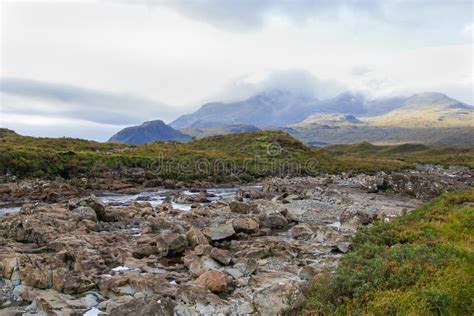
[{"x1": 0, "y1": 186, "x2": 261, "y2": 216}]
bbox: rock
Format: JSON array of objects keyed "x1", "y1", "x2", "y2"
[
  {"x1": 194, "y1": 244, "x2": 212, "y2": 256},
  {"x1": 229, "y1": 201, "x2": 254, "y2": 214},
  {"x1": 68, "y1": 195, "x2": 106, "y2": 221},
  {"x1": 156, "y1": 232, "x2": 188, "y2": 256},
  {"x1": 177, "y1": 284, "x2": 222, "y2": 306},
  {"x1": 232, "y1": 218, "x2": 259, "y2": 233},
  {"x1": 234, "y1": 258, "x2": 258, "y2": 276},
  {"x1": 194, "y1": 270, "x2": 228, "y2": 293},
  {"x1": 109, "y1": 296, "x2": 175, "y2": 316},
  {"x1": 133, "y1": 235, "x2": 157, "y2": 258},
  {"x1": 261, "y1": 213, "x2": 289, "y2": 229},
  {"x1": 203, "y1": 224, "x2": 235, "y2": 241},
  {"x1": 335, "y1": 242, "x2": 351, "y2": 253},
  {"x1": 210, "y1": 248, "x2": 232, "y2": 266},
  {"x1": 162, "y1": 179, "x2": 176, "y2": 189},
  {"x1": 186, "y1": 227, "x2": 209, "y2": 247},
  {"x1": 252, "y1": 280, "x2": 304, "y2": 315},
  {"x1": 290, "y1": 224, "x2": 313, "y2": 240},
  {"x1": 71, "y1": 206, "x2": 97, "y2": 222},
  {"x1": 281, "y1": 208, "x2": 298, "y2": 223},
  {"x1": 340, "y1": 209, "x2": 377, "y2": 226},
  {"x1": 187, "y1": 256, "x2": 221, "y2": 277}
]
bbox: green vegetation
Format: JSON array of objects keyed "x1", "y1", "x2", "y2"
[
  {"x1": 323, "y1": 142, "x2": 474, "y2": 168},
  {"x1": 303, "y1": 189, "x2": 474, "y2": 315},
  {"x1": 1, "y1": 129, "x2": 472, "y2": 183},
  {"x1": 290, "y1": 126, "x2": 474, "y2": 147}
]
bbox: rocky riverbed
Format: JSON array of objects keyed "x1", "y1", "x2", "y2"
[{"x1": 0, "y1": 164, "x2": 472, "y2": 315}]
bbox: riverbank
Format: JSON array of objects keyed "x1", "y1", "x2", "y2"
[{"x1": 0, "y1": 164, "x2": 471, "y2": 314}]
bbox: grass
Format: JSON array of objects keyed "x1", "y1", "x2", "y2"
[
  {"x1": 323, "y1": 142, "x2": 474, "y2": 169},
  {"x1": 0, "y1": 129, "x2": 472, "y2": 183},
  {"x1": 302, "y1": 189, "x2": 474, "y2": 315}
]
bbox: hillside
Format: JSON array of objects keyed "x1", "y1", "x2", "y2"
[
  {"x1": 108, "y1": 120, "x2": 192, "y2": 144},
  {"x1": 289, "y1": 113, "x2": 363, "y2": 127},
  {"x1": 303, "y1": 189, "x2": 474, "y2": 315},
  {"x1": 290, "y1": 93, "x2": 474, "y2": 146},
  {"x1": 321, "y1": 142, "x2": 474, "y2": 168},
  {"x1": 366, "y1": 92, "x2": 474, "y2": 128},
  {"x1": 2, "y1": 129, "x2": 472, "y2": 184},
  {"x1": 180, "y1": 124, "x2": 260, "y2": 139}
]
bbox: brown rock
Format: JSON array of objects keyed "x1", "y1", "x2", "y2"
[
  {"x1": 156, "y1": 232, "x2": 188, "y2": 256},
  {"x1": 232, "y1": 218, "x2": 259, "y2": 233},
  {"x1": 229, "y1": 201, "x2": 254, "y2": 214},
  {"x1": 203, "y1": 224, "x2": 235, "y2": 241},
  {"x1": 186, "y1": 227, "x2": 209, "y2": 247},
  {"x1": 210, "y1": 248, "x2": 232, "y2": 266},
  {"x1": 194, "y1": 269, "x2": 228, "y2": 293}
]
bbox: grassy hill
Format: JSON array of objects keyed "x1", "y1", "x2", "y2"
[
  {"x1": 303, "y1": 189, "x2": 474, "y2": 315},
  {"x1": 289, "y1": 126, "x2": 474, "y2": 147},
  {"x1": 1, "y1": 129, "x2": 472, "y2": 183},
  {"x1": 322, "y1": 142, "x2": 474, "y2": 168}
]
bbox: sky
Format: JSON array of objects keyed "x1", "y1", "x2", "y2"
[{"x1": 0, "y1": 0, "x2": 473, "y2": 141}]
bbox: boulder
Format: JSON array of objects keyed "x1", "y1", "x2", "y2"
[
  {"x1": 232, "y1": 218, "x2": 259, "y2": 233},
  {"x1": 290, "y1": 224, "x2": 313, "y2": 240},
  {"x1": 71, "y1": 206, "x2": 97, "y2": 222},
  {"x1": 108, "y1": 296, "x2": 175, "y2": 316},
  {"x1": 203, "y1": 224, "x2": 235, "y2": 241},
  {"x1": 229, "y1": 201, "x2": 254, "y2": 214},
  {"x1": 156, "y1": 232, "x2": 188, "y2": 256},
  {"x1": 68, "y1": 195, "x2": 106, "y2": 221},
  {"x1": 186, "y1": 227, "x2": 209, "y2": 247},
  {"x1": 252, "y1": 280, "x2": 304, "y2": 315},
  {"x1": 210, "y1": 248, "x2": 232, "y2": 266},
  {"x1": 194, "y1": 270, "x2": 228, "y2": 293},
  {"x1": 261, "y1": 213, "x2": 289, "y2": 229}
]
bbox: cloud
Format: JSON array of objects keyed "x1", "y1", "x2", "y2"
[
  {"x1": 461, "y1": 23, "x2": 474, "y2": 40},
  {"x1": 0, "y1": 113, "x2": 124, "y2": 142},
  {"x1": 205, "y1": 69, "x2": 346, "y2": 102},
  {"x1": 128, "y1": 0, "x2": 381, "y2": 31},
  {"x1": 0, "y1": 77, "x2": 180, "y2": 126},
  {"x1": 351, "y1": 66, "x2": 372, "y2": 77}
]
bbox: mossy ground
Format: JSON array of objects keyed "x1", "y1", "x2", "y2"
[
  {"x1": 303, "y1": 189, "x2": 474, "y2": 315},
  {"x1": 0, "y1": 129, "x2": 472, "y2": 183}
]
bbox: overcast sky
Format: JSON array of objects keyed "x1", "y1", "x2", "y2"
[{"x1": 1, "y1": 0, "x2": 473, "y2": 140}]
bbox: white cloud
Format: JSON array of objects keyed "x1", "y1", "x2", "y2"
[{"x1": 462, "y1": 23, "x2": 474, "y2": 40}]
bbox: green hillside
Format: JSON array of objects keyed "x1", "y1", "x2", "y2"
[
  {"x1": 1, "y1": 129, "x2": 472, "y2": 183},
  {"x1": 303, "y1": 189, "x2": 474, "y2": 315}
]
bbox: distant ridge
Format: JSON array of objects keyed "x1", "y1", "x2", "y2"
[
  {"x1": 108, "y1": 120, "x2": 191, "y2": 144},
  {"x1": 180, "y1": 124, "x2": 260, "y2": 139}
]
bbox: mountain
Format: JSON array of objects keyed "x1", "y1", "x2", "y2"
[
  {"x1": 290, "y1": 113, "x2": 363, "y2": 127},
  {"x1": 180, "y1": 124, "x2": 260, "y2": 139},
  {"x1": 170, "y1": 90, "x2": 407, "y2": 129},
  {"x1": 289, "y1": 92, "x2": 474, "y2": 146},
  {"x1": 108, "y1": 120, "x2": 192, "y2": 144},
  {"x1": 366, "y1": 92, "x2": 474, "y2": 128},
  {"x1": 170, "y1": 90, "x2": 321, "y2": 129}
]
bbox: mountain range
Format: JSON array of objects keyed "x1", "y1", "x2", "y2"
[{"x1": 109, "y1": 90, "x2": 474, "y2": 146}]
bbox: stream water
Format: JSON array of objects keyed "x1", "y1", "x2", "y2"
[{"x1": 0, "y1": 186, "x2": 261, "y2": 216}]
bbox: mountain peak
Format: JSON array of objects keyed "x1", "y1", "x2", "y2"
[
  {"x1": 406, "y1": 92, "x2": 452, "y2": 102},
  {"x1": 109, "y1": 120, "x2": 191, "y2": 144},
  {"x1": 141, "y1": 120, "x2": 167, "y2": 127}
]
